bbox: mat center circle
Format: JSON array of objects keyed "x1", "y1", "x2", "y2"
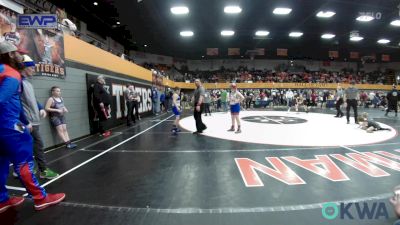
[
  {"x1": 179, "y1": 111, "x2": 397, "y2": 146},
  {"x1": 241, "y1": 115, "x2": 307, "y2": 124}
]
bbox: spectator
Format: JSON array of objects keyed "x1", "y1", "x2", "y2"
[
  {"x1": 286, "y1": 89, "x2": 294, "y2": 107},
  {"x1": 151, "y1": 87, "x2": 160, "y2": 115},
  {"x1": 92, "y1": 75, "x2": 112, "y2": 137},
  {"x1": 45, "y1": 86, "x2": 77, "y2": 149},
  {"x1": 160, "y1": 91, "x2": 166, "y2": 112},
  {"x1": 124, "y1": 84, "x2": 138, "y2": 126},
  {"x1": 220, "y1": 89, "x2": 228, "y2": 112},
  {"x1": 203, "y1": 91, "x2": 211, "y2": 116},
  {"x1": 0, "y1": 41, "x2": 65, "y2": 213},
  {"x1": 20, "y1": 54, "x2": 59, "y2": 179},
  {"x1": 245, "y1": 91, "x2": 253, "y2": 109}
]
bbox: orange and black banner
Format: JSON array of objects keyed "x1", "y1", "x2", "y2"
[
  {"x1": 382, "y1": 54, "x2": 390, "y2": 62},
  {"x1": 350, "y1": 52, "x2": 359, "y2": 59},
  {"x1": 255, "y1": 48, "x2": 265, "y2": 55},
  {"x1": 328, "y1": 51, "x2": 339, "y2": 58},
  {"x1": 206, "y1": 48, "x2": 219, "y2": 56},
  {"x1": 228, "y1": 48, "x2": 240, "y2": 56},
  {"x1": 277, "y1": 48, "x2": 288, "y2": 56}
]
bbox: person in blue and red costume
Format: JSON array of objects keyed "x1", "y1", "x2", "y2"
[{"x1": 0, "y1": 41, "x2": 65, "y2": 213}]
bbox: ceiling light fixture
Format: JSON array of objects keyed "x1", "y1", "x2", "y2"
[
  {"x1": 93, "y1": 2, "x2": 98, "y2": 6},
  {"x1": 321, "y1": 33, "x2": 335, "y2": 39},
  {"x1": 224, "y1": 6, "x2": 242, "y2": 14},
  {"x1": 255, "y1": 30, "x2": 269, "y2": 36},
  {"x1": 349, "y1": 31, "x2": 363, "y2": 42},
  {"x1": 273, "y1": 7, "x2": 292, "y2": 15},
  {"x1": 316, "y1": 11, "x2": 335, "y2": 18},
  {"x1": 180, "y1": 31, "x2": 194, "y2": 37},
  {"x1": 289, "y1": 32, "x2": 303, "y2": 37},
  {"x1": 390, "y1": 19, "x2": 400, "y2": 26},
  {"x1": 350, "y1": 36, "x2": 363, "y2": 41},
  {"x1": 221, "y1": 30, "x2": 234, "y2": 36},
  {"x1": 356, "y1": 15, "x2": 374, "y2": 22},
  {"x1": 377, "y1": 39, "x2": 390, "y2": 44},
  {"x1": 171, "y1": 6, "x2": 189, "y2": 15}
]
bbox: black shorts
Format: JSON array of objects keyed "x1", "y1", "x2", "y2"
[{"x1": 50, "y1": 115, "x2": 66, "y2": 127}]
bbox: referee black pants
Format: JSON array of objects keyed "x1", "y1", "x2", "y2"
[
  {"x1": 346, "y1": 99, "x2": 358, "y2": 123},
  {"x1": 386, "y1": 102, "x2": 398, "y2": 115},
  {"x1": 194, "y1": 106, "x2": 207, "y2": 132}
]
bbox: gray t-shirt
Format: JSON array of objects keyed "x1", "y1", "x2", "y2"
[
  {"x1": 204, "y1": 92, "x2": 211, "y2": 104},
  {"x1": 345, "y1": 87, "x2": 359, "y2": 100},
  {"x1": 194, "y1": 86, "x2": 205, "y2": 105},
  {"x1": 124, "y1": 89, "x2": 138, "y2": 102},
  {"x1": 21, "y1": 78, "x2": 41, "y2": 125},
  {"x1": 336, "y1": 89, "x2": 344, "y2": 98}
]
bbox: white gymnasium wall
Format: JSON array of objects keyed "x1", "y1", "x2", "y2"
[
  {"x1": 108, "y1": 37, "x2": 125, "y2": 55},
  {"x1": 381, "y1": 62, "x2": 400, "y2": 71},
  {"x1": 361, "y1": 62, "x2": 400, "y2": 72},
  {"x1": 126, "y1": 51, "x2": 400, "y2": 73},
  {"x1": 186, "y1": 59, "x2": 358, "y2": 72},
  {"x1": 130, "y1": 51, "x2": 174, "y2": 65}
]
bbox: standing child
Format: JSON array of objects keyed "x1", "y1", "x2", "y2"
[
  {"x1": 203, "y1": 91, "x2": 212, "y2": 116},
  {"x1": 171, "y1": 87, "x2": 182, "y2": 134},
  {"x1": 227, "y1": 83, "x2": 245, "y2": 133},
  {"x1": 45, "y1": 86, "x2": 77, "y2": 149}
]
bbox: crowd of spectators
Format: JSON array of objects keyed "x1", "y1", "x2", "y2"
[
  {"x1": 177, "y1": 68, "x2": 388, "y2": 85},
  {"x1": 140, "y1": 63, "x2": 391, "y2": 85},
  {"x1": 183, "y1": 88, "x2": 391, "y2": 113}
]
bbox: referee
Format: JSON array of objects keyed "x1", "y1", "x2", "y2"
[
  {"x1": 345, "y1": 81, "x2": 359, "y2": 124},
  {"x1": 385, "y1": 85, "x2": 399, "y2": 117}
]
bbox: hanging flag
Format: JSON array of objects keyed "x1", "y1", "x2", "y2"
[
  {"x1": 206, "y1": 48, "x2": 219, "y2": 56},
  {"x1": 349, "y1": 52, "x2": 359, "y2": 59},
  {"x1": 328, "y1": 51, "x2": 339, "y2": 58},
  {"x1": 228, "y1": 48, "x2": 240, "y2": 56},
  {"x1": 382, "y1": 54, "x2": 390, "y2": 62},
  {"x1": 255, "y1": 48, "x2": 265, "y2": 55},
  {"x1": 322, "y1": 61, "x2": 331, "y2": 66},
  {"x1": 277, "y1": 48, "x2": 287, "y2": 56}
]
